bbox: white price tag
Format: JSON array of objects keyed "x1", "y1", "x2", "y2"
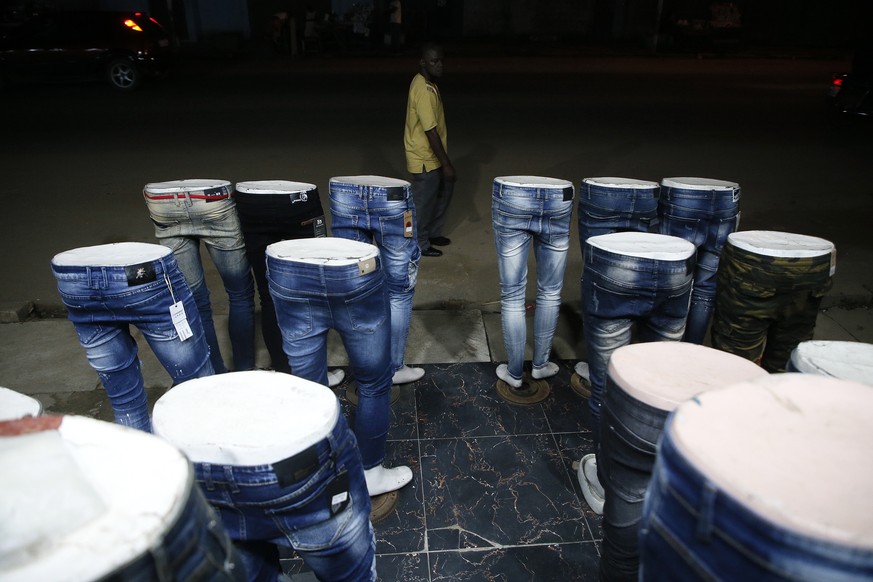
[{"x1": 170, "y1": 301, "x2": 193, "y2": 341}]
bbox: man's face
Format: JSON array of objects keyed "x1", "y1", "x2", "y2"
[{"x1": 422, "y1": 49, "x2": 444, "y2": 79}]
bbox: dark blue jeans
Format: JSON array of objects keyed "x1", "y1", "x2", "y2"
[
  {"x1": 640, "y1": 413, "x2": 873, "y2": 581},
  {"x1": 581, "y1": 237, "x2": 694, "y2": 445},
  {"x1": 195, "y1": 412, "x2": 376, "y2": 582},
  {"x1": 658, "y1": 179, "x2": 740, "y2": 344},
  {"x1": 599, "y1": 375, "x2": 669, "y2": 582},
  {"x1": 113, "y1": 481, "x2": 247, "y2": 581},
  {"x1": 266, "y1": 241, "x2": 393, "y2": 469},
  {"x1": 52, "y1": 248, "x2": 214, "y2": 432},
  {"x1": 577, "y1": 178, "x2": 660, "y2": 250}
]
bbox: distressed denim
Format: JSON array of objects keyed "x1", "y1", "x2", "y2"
[
  {"x1": 640, "y1": 413, "x2": 873, "y2": 581},
  {"x1": 51, "y1": 248, "x2": 214, "y2": 432},
  {"x1": 195, "y1": 413, "x2": 376, "y2": 582},
  {"x1": 658, "y1": 178, "x2": 740, "y2": 344},
  {"x1": 577, "y1": 177, "x2": 659, "y2": 251},
  {"x1": 711, "y1": 240, "x2": 833, "y2": 372},
  {"x1": 266, "y1": 241, "x2": 393, "y2": 469},
  {"x1": 234, "y1": 181, "x2": 327, "y2": 374},
  {"x1": 491, "y1": 177, "x2": 574, "y2": 381},
  {"x1": 581, "y1": 237, "x2": 694, "y2": 444},
  {"x1": 328, "y1": 176, "x2": 420, "y2": 374},
  {"x1": 145, "y1": 185, "x2": 255, "y2": 373}
]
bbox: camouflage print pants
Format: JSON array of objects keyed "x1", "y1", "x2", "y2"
[{"x1": 710, "y1": 242, "x2": 832, "y2": 372}]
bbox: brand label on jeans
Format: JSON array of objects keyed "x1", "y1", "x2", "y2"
[
  {"x1": 125, "y1": 262, "x2": 157, "y2": 286},
  {"x1": 358, "y1": 257, "x2": 376, "y2": 275},
  {"x1": 312, "y1": 216, "x2": 327, "y2": 238},
  {"x1": 404, "y1": 210, "x2": 414, "y2": 238},
  {"x1": 169, "y1": 301, "x2": 193, "y2": 341}
]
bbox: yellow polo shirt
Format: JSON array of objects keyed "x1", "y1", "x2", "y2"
[{"x1": 404, "y1": 73, "x2": 447, "y2": 174}]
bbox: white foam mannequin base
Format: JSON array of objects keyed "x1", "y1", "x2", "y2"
[
  {"x1": 329, "y1": 175, "x2": 410, "y2": 188},
  {"x1": 587, "y1": 232, "x2": 695, "y2": 261},
  {"x1": 144, "y1": 179, "x2": 230, "y2": 195},
  {"x1": 728, "y1": 230, "x2": 833, "y2": 258},
  {"x1": 791, "y1": 340, "x2": 873, "y2": 385},
  {"x1": 267, "y1": 238, "x2": 379, "y2": 266},
  {"x1": 582, "y1": 176, "x2": 659, "y2": 189},
  {"x1": 52, "y1": 242, "x2": 171, "y2": 267},
  {"x1": 235, "y1": 180, "x2": 316, "y2": 195},
  {"x1": 0, "y1": 387, "x2": 43, "y2": 420},
  {"x1": 495, "y1": 175, "x2": 573, "y2": 189},
  {"x1": 661, "y1": 177, "x2": 739, "y2": 190}
]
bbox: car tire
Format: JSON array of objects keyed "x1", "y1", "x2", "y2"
[{"x1": 106, "y1": 57, "x2": 141, "y2": 91}]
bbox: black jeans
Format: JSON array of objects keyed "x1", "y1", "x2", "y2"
[
  {"x1": 599, "y1": 374, "x2": 669, "y2": 582},
  {"x1": 234, "y1": 186, "x2": 326, "y2": 372}
]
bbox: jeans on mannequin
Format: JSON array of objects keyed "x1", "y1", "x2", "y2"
[
  {"x1": 234, "y1": 188, "x2": 326, "y2": 374},
  {"x1": 581, "y1": 244, "x2": 693, "y2": 446},
  {"x1": 658, "y1": 185, "x2": 739, "y2": 344},
  {"x1": 710, "y1": 243, "x2": 832, "y2": 372},
  {"x1": 52, "y1": 254, "x2": 215, "y2": 432},
  {"x1": 491, "y1": 180, "x2": 573, "y2": 382},
  {"x1": 577, "y1": 182, "x2": 659, "y2": 251},
  {"x1": 147, "y1": 196, "x2": 255, "y2": 373},
  {"x1": 599, "y1": 375, "x2": 670, "y2": 582},
  {"x1": 639, "y1": 417, "x2": 873, "y2": 581},
  {"x1": 195, "y1": 413, "x2": 377, "y2": 582},
  {"x1": 329, "y1": 180, "x2": 420, "y2": 375},
  {"x1": 266, "y1": 254, "x2": 393, "y2": 470}
]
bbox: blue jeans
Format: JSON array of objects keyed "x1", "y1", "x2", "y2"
[
  {"x1": 411, "y1": 167, "x2": 454, "y2": 250},
  {"x1": 328, "y1": 177, "x2": 421, "y2": 374},
  {"x1": 581, "y1": 242, "x2": 693, "y2": 445},
  {"x1": 599, "y1": 375, "x2": 669, "y2": 582},
  {"x1": 195, "y1": 412, "x2": 376, "y2": 582},
  {"x1": 147, "y1": 195, "x2": 256, "y2": 373},
  {"x1": 52, "y1": 252, "x2": 214, "y2": 432},
  {"x1": 266, "y1": 247, "x2": 393, "y2": 469},
  {"x1": 640, "y1": 417, "x2": 873, "y2": 581},
  {"x1": 491, "y1": 178, "x2": 574, "y2": 381},
  {"x1": 119, "y1": 480, "x2": 246, "y2": 581},
  {"x1": 577, "y1": 179, "x2": 659, "y2": 250},
  {"x1": 658, "y1": 181, "x2": 740, "y2": 344}
]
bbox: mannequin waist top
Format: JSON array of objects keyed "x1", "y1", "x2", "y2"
[
  {"x1": 52, "y1": 242, "x2": 171, "y2": 267},
  {"x1": 587, "y1": 232, "x2": 695, "y2": 261}
]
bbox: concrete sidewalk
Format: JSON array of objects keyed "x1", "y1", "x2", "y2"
[{"x1": 1, "y1": 304, "x2": 871, "y2": 421}]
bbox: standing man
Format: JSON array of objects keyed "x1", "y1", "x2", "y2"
[{"x1": 405, "y1": 42, "x2": 455, "y2": 258}]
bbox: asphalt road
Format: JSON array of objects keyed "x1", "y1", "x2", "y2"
[{"x1": 1, "y1": 50, "x2": 871, "y2": 314}]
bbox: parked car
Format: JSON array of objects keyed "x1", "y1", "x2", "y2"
[
  {"x1": 0, "y1": 11, "x2": 172, "y2": 91},
  {"x1": 827, "y1": 72, "x2": 872, "y2": 123}
]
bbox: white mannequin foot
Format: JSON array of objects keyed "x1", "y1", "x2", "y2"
[
  {"x1": 392, "y1": 365, "x2": 424, "y2": 385},
  {"x1": 364, "y1": 465, "x2": 413, "y2": 496},
  {"x1": 578, "y1": 453, "x2": 605, "y2": 514},
  {"x1": 531, "y1": 361, "x2": 559, "y2": 380},
  {"x1": 574, "y1": 361, "x2": 590, "y2": 382},
  {"x1": 327, "y1": 369, "x2": 345, "y2": 387},
  {"x1": 496, "y1": 364, "x2": 523, "y2": 388}
]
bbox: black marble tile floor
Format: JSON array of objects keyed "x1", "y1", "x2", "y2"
[{"x1": 282, "y1": 360, "x2": 603, "y2": 581}]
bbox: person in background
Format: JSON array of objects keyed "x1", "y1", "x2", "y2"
[{"x1": 404, "y1": 42, "x2": 455, "y2": 258}]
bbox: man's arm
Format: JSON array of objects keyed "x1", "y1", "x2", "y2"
[{"x1": 425, "y1": 128, "x2": 456, "y2": 182}]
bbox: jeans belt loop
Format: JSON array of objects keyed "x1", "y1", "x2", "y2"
[
  {"x1": 202, "y1": 462, "x2": 214, "y2": 491},
  {"x1": 224, "y1": 465, "x2": 239, "y2": 494},
  {"x1": 695, "y1": 481, "x2": 718, "y2": 543}
]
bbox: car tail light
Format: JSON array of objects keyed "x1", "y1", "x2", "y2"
[
  {"x1": 124, "y1": 19, "x2": 143, "y2": 32},
  {"x1": 831, "y1": 74, "x2": 844, "y2": 88}
]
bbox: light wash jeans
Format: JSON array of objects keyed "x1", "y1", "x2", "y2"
[
  {"x1": 328, "y1": 176, "x2": 420, "y2": 374},
  {"x1": 640, "y1": 414, "x2": 873, "y2": 581},
  {"x1": 658, "y1": 178, "x2": 740, "y2": 344},
  {"x1": 146, "y1": 191, "x2": 255, "y2": 373},
  {"x1": 491, "y1": 177, "x2": 574, "y2": 382},
  {"x1": 266, "y1": 243, "x2": 393, "y2": 470},
  {"x1": 581, "y1": 239, "x2": 693, "y2": 444},
  {"x1": 196, "y1": 412, "x2": 376, "y2": 582},
  {"x1": 51, "y1": 250, "x2": 214, "y2": 432}
]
